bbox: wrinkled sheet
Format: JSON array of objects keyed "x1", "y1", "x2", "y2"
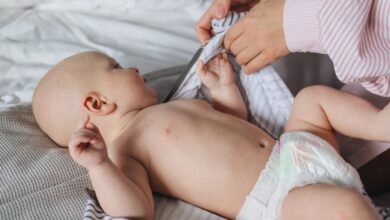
[{"x1": 0, "y1": 0, "x2": 207, "y2": 105}]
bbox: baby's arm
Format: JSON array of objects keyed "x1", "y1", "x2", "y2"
[
  {"x1": 197, "y1": 53, "x2": 247, "y2": 120},
  {"x1": 285, "y1": 85, "x2": 390, "y2": 148},
  {"x1": 68, "y1": 116, "x2": 153, "y2": 219}
]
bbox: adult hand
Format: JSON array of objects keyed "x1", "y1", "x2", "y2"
[
  {"x1": 224, "y1": 0, "x2": 289, "y2": 74},
  {"x1": 196, "y1": 0, "x2": 259, "y2": 43}
]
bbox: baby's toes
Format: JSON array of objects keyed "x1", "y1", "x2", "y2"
[
  {"x1": 219, "y1": 59, "x2": 231, "y2": 68},
  {"x1": 206, "y1": 58, "x2": 217, "y2": 68},
  {"x1": 222, "y1": 52, "x2": 228, "y2": 59}
]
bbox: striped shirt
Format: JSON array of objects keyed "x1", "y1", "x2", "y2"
[{"x1": 284, "y1": 0, "x2": 390, "y2": 97}]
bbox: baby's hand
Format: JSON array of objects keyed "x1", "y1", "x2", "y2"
[
  {"x1": 68, "y1": 115, "x2": 110, "y2": 170},
  {"x1": 197, "y1": 53, "x2": 235, "y2": 92}
]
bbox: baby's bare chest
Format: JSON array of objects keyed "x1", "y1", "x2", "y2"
[
  {"x1": 112, "y1": 101, "x2": 275, "y2": 202},
  {"x1": 142, "y1": 102, "x2": 246, "y2": 145},
  {"x1": 128, "y1": 101, "x2": 273, "y2": 158}
]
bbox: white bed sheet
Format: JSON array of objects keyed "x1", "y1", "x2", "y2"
[{"x1": 0, "y1": 0, "x2": 209, "y2": 105}]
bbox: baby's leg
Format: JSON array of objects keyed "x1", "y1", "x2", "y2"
[
  {"x1": 286, "y1": 85, "x2": 389, "y2": 149},
  {"x1": 281, "y1": 183, "x2": 378, "y2": 220}
]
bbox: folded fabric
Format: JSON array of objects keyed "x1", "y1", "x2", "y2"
[{"x1": 171, "y1": 11, "x2": 293, "y2": 138}]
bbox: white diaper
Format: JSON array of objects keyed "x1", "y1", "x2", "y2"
[{"x1": 237, "y1": 131, "x2": 364, "y2": 220}]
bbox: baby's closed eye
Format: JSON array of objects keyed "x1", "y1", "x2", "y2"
[{"x1": 113, "y1": 63, "x2": 122, "y2": 69}]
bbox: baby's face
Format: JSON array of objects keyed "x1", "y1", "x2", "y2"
[
  {"x1": 33, "y1": 52, "x2": 158, "y2": 147},
  {"x1": 88, "y1": 53, "x2": 158, "y2": 111}
]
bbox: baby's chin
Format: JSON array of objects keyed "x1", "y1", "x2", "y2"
[
  {"x1": 150, "y1": 88, "x2": 158, "y2": 98},
  {"x1": 51, "y1": 135, "x2": 70, "y2": 148}
]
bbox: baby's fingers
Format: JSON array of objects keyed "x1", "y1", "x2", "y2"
[
  {"x1": 85, "y1": 121, "x2": 99, "y2": 133},
  {"x1": 78, "y1": 115, "x2": 90, "y2": 129},
  {"x1": 69, "y1": 134, "x2": 92, "y2": 150},
  {"x1": 222, "y1": 52, "x2": 228, "y2": 60},
  {"x1": 68, "y1": 135, "x2": 92, "y2": 161},
  {"x1": 89, "y1": 135, "x2": 106, "y2": 150}
]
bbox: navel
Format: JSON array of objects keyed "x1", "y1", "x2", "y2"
[{"x1": 259, "y1": 143, "x2": 266, "y2": 148}]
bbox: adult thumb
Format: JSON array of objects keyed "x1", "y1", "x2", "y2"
[{"x1": 215, "y1": 0, "x2": 231, "y2": 19}]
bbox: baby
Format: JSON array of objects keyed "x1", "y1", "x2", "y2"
[{"x1": 32, "y1": 51, "x2": 382, "y2": 220}]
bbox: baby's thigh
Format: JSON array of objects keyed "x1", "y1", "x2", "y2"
[
  {"x1": 285, "y1": 85, "x2": 339, "y2": 149},
  {"x1": 280, "y1": 183, "x2": 377, "y2": 220}
]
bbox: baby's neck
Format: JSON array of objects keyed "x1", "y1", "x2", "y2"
[{"x1": 94, "y1": 109, "x2": 142, "y2": 145}]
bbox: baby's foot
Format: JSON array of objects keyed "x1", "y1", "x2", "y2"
[
  {"x1": 197, "y1": 53, "x2": 235, "y2": 91},
  {"x1": 206, "y1": 53, "x2": 234, "y2": 79}
]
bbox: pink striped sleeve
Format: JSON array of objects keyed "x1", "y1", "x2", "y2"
[
  {"x1": 284, "y1": 0, "x2": 325, "y2": 53},
  {"x1": 284, "y1": 0, "x2": 390, "y2": 97}
]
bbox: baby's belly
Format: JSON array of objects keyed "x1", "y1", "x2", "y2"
[{"x1": 146, "y1": 113, "x2": 275, "y2": 218}]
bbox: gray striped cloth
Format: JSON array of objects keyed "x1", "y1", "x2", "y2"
[
  {"x1": 0, "y1": 105, "x2": 92, "y2": 220},
  {"x1": 171, "y1": 11, "x2": 292, "y2": 139}
]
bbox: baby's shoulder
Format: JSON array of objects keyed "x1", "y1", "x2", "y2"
[{"x1": 165, "y1": 98, "x2": 210, "y2": 108}]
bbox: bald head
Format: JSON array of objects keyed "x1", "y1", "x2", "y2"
[{"x1": 32, "y1": 51, "x2": 107, "y2": 146}]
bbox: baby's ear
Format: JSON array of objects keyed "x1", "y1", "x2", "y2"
[{"x1": 83, "y1": 92, "x2": 116, "y2": 116}]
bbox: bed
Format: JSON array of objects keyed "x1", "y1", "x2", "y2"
[{"x1": 0, "y1": 1, "x2": 389, "y2": 219}]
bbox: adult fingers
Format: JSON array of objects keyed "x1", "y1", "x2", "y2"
[
  {"x1": 229, "y1": 32, "x2": 249, "y2": 56},
  {"x1": 243, "y1": 51, "x2": 274, "y2": 74},
  {"x1": 196, "y1": 12, "x2": 213, "y2": 43},
  {"x1": 224, "y1": 18, "x2": 245, "y2": 49},
  {"x1": 235, "y1": 44, "x2": 262, "y2": 65},
  {"x1": 230, "y1": 0, "x2": 260, "y2": 12},
  {"x1": 196, "y1": 0, "x2": 232, "y2": 43}
]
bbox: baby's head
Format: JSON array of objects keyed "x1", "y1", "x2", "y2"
[{"x1": 32, "y1": 51, "x2": 157, "y2": 147}]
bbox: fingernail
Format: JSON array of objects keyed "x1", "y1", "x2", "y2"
[{"x1": 216, "y1": 6, "x2": 224, "y2": 19}]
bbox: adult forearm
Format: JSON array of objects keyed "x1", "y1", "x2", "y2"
[
  {"x1": 88, "y1": 161, "x2": 153, "y2": 219},
  {"x1": 283, "y1": 0, "x2": 325, "y2": 53},
  {"x1": 284, "y1": 0, "x2": 390, "y2": 97}
]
